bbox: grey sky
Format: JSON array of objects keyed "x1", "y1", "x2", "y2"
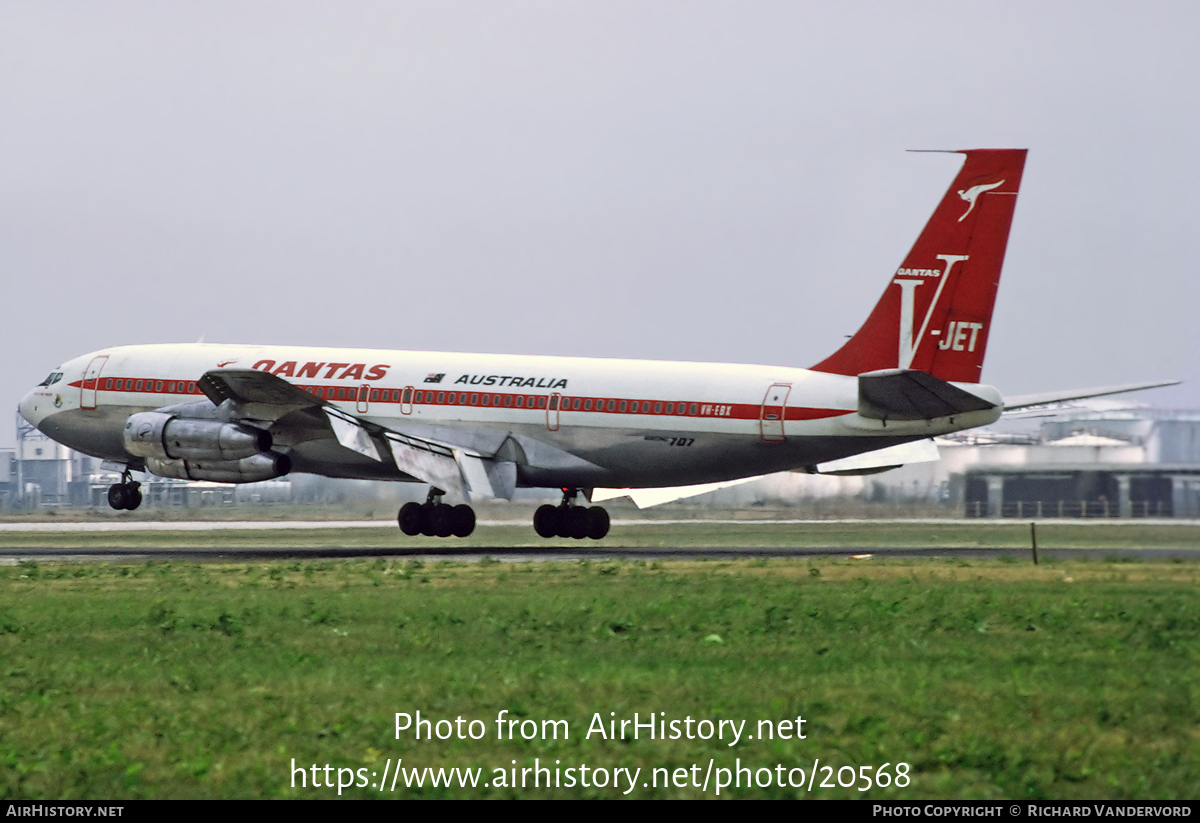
[{"x1": 3, "y1": 2, "x2": 1197, "y2": 447}]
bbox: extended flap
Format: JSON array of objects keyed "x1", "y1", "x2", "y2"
[
  {"x1": 326, "y1": 410, "x2": 382, "y2": 462},
  {"x1": 385, "y1": 432, "x2": 468, "y2": 500},
  {"x1": 455, "y1": 452, "x2": 517, "y2": 501}
]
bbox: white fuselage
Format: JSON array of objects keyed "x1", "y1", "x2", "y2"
[{"x1": 19, "y1": 342, "x2": 1001, "y2": 490}]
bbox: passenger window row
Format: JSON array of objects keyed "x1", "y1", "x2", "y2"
[
  {"x1": 104, "y1": 378, "x2": 198, "y2": 394},
  {"x1": 397, "y1": 390, "x2": 699, "y2": 416},
  {"x1": 101, "y1": 379, "x2": 705, "y2": 417}
]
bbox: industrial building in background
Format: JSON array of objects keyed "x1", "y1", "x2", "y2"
[
  {"x1": 956, "y1": 408, "x2": 1200, "y2": 518},
  {"x1": 668, "y1": 403, "x2": 1200, "y2": 519},
  {"x1": 3, "y1": 407, "x2": 1199, "y2": 518}
]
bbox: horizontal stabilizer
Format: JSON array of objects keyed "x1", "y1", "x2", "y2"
[
  {"x1": 1002, "y1": 380, "x2": 1180, "y2": 411},
  {"x1": 814, "y1": 438, "x2": 939, "y2": 475},
  {"x1": 859, "y1": 369, "x2": 998, "y2": 421}
]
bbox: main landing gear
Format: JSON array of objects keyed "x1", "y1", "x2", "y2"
[
  {"x1": 534, "y1": 488, "x2": 610, "y2": 540},
  {"x1": 398, "y1": 488, "x2": 476, "y2": 538},
  {"x1": 107, "y1": 471, "x2": 142, "y2": 511}
]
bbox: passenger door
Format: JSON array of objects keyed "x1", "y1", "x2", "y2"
[
  {"x1": 80, "y1": 356, "x2": 109, "y2": 411},
  {"x1": 759, "y1": 383, "x2": 791, "y2": 442}
]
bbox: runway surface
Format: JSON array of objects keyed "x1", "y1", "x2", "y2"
[
  {"x1": 3, "y1": 518, "x2": 1198, "y2": 564},
  {"x1": 3, "y1": 545, "x2": 1199, "y2": 564},
  {"x1": 3, "y1": 517, "x2": 1199, "y2": 531}
]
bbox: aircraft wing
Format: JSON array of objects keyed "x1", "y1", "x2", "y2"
[
  {"x1": 1002, "y1": 380, "x2": 1180, "y2": 412},
  {"x1": 813, "y1": 438, "x2": 940, "y2": 475},
  {"x1": 591, "y1": 476, "x2": 763, "y2": 509},
  {"x1": 196, "y1": 368, "x2": 595, "y2": 502},
  {"x1": 592, "y1": 438, "x2": 943, "y2": 508}
]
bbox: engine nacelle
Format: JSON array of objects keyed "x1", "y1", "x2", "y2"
[
  {"x1": 145, "y1": 452, "x2": 292, "y2": 484},
  {"x1": 124, "y1": 412, "x2": 271, "y2": 461}
]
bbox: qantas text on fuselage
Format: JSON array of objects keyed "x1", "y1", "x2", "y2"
[
  {"x1": 245, "y1": 360, "x2": 569, "y2": 390},
  {"x1": 254, "y1": 361, "x2": 390, "y2": 381}
]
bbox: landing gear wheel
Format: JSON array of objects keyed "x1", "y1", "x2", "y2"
[
  {"x1": 566, "y1": 507, "x2": 590, "y2": 540},
  {"x1": 419, "y1": 502, "x2": 437, "y2": 537},
  {"x1": 534, "y1": 505, "x2": 559, "y2": 538},
  {"x1": 401, "y1": 488, "x2": 476, "y2": 539},
  {"x1": 532, "y1": 489, "x2": 610, "y2": 540},
  {"x1": 553, "y1": 508, "x2": 572, "y2": 538},
  {"x1": 430, "y1": 505, "x2": 454, "y2": 538},
  {"x1": 586, "y1": 506, "x2": 610, "y2": 540},
  {"x1": 107, "y1": 471, "x2": 143, "y2": 512},
  {"x1": 107, "y1": 482, "x2": 142, "y2": 511},
  {"x1": 450, "y1": 505, "x2": 476, "y2": 538},
  {"x1": 398, "y1": 502, "x2": 424, "y2": 536}
]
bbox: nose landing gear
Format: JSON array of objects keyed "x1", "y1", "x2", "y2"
[
  {"x1": 107, "y1": 470, "x2": 142, "y2": 511},
  {"x1": 398, "y1": 487, "x2": 476, "y2": 538},
  {"x1": 533, "y1": 488, "x2": 610, "y2": 540}
]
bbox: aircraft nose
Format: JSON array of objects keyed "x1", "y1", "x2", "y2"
[{"x1": 18, "y1": 388, "x2": 46, "y2": 427}]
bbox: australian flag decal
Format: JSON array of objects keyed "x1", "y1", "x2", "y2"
[{"x1": 424, "y1": 373, "x2": 445, "y2": 384}]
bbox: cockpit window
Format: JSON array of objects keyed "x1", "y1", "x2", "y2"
[{"x1": 38, "y1": 372, "x2": 64, "y2": 387}]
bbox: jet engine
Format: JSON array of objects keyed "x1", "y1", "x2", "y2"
[
  {"x1": 144, "y1": 452, "x2": 292, "y2": 484},
  {"x1": 123, "y1": 412, "x2": 271, "y2": 462}
]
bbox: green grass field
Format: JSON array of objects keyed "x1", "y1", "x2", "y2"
[{"x1": 1, "y1": 539, "x2": 1196, "y2": 799}]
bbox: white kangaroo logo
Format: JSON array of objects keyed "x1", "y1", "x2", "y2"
[{"x1": 957, "y1": 180, "x2": 1004, "y2": 222}]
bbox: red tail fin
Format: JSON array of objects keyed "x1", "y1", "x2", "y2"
[{"x1": 811, "y1": 149, "x2": 1027, "y2": 383}]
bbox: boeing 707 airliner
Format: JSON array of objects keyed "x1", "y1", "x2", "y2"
[{"x1": 17, "y1": 149, "x2": 1174, "y2": 539}]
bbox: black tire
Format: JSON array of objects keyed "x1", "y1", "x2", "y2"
[
  {"x1": 567, "y1": 507, "x2": 590, "y2": 540},
  {"x1": 430, "y1": 505, "x2": 454, "y2": 538},
  {"x1": 419, "y1": 502, "x2": 437, "y2": 536},
  {"x1": 107, "y1": 484, "x2": 128, "y2": 510},
  {"x1": 398, "y1": 502, "x2": 424, "y2": 536},
  {"x1": 124, "y1": 485, "x2": 143, "y2": 511},
  {"x1": 585, "y1": 506, "x2": 610, "y2": 540},
  {"x1": 533, "y1": 504, "x2": 559, "y2": 539},
  {"x1": 451, "y1": 505, "x2": 475, "y2": 538},
  {"x1": 554, "y1": 506, "x2": 574, "y2": 538}
]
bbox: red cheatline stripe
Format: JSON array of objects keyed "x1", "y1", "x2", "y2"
[{"x1": 82, "y1": 376, "x2": 852, "y2": 420}]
